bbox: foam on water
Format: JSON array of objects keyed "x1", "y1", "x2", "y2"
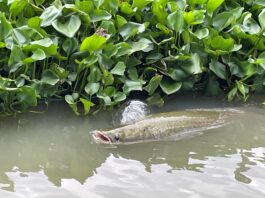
[{"x1": 112, "y1": 100, "x2": 150, "y2": 126}]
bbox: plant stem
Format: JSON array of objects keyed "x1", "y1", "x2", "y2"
[
  {"x1": 32, "y1": 62, "x2": 36, "y2": 79},
  {"x1": 73, "y1": 73, "x2": 80, "y2": 92},
  {"x1": 79, "y1": 68, "x2": 88, "y2": 94}
]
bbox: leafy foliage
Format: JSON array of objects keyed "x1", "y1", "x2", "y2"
[{"x1": 0, "y1": 0, "x2": 265, "y2": 115}]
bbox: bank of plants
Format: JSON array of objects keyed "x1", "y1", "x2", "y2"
[{"x1": 0, "y1": 0, "x2": 265, "y2": 115}]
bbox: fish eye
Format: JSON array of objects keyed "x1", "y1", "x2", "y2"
[{"x1": 114, "y1": 135, "x2": 120, "y2": 141}]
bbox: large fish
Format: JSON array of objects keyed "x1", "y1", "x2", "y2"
[{"x1": 91, "y1": 109, "x2": 241, "y2": 144}]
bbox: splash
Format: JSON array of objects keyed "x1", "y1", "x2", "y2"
[{"x1": 112, "y1": 100, "x2": 150, "y2": 126}]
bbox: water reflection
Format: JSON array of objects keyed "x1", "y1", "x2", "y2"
[
  {"x1": 0, "y1": 104, "x2": 110, "y2": 191},
  {"x1": 0, "y1": 99, "x2": 264, "y2": 197}
]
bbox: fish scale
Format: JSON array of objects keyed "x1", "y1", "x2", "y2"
[{"x1": 92, "y1": 109, "x2": 241, "y2": 144}]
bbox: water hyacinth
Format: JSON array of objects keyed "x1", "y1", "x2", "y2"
[{"x1": 0, "y1": 0, "x2": 265, "y2": 115}]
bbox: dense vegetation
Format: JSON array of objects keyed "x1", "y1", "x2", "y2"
[{"x1": 0, "y1": 0, "x2": 265, "y2": 115}]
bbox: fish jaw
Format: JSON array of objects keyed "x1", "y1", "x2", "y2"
[{"x1": 91, "y1": 130, "x2": 113, "y2": 144}]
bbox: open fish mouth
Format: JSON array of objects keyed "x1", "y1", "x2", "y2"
[{"x1": 92, "y1": 131, "x2": 112, "y2": 144}]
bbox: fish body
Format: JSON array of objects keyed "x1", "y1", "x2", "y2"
[{"x1": 91, "y1": 109, "x2": 241, "y2": 144}]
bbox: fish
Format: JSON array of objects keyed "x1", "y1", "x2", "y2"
[{"x1": 91, "y1": 109, "x2": 242, "y2": 145}]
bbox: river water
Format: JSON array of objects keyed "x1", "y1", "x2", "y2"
[{"x1": 0, "y1": 95, "x2": 264, "y2": 198}]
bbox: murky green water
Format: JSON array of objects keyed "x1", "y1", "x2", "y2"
[{"x1": 0, "y1": 96, "x2": 265, "y2": 198}]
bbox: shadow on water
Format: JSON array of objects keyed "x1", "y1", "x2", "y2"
[{"x1": 0, "y1": 95, "x2": 264, "y2": 197}]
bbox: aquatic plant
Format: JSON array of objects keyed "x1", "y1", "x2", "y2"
[{"x1": 0, "y1": 0, "x2": 265, "y2": 115}]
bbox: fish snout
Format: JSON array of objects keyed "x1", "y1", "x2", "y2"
[{"x1": 91, "y1": 130, "x2": 113, "y2": 144}]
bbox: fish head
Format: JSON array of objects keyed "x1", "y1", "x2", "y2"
[{"x1": 91, "y1": 130, "x2": 122, "y2": 144}]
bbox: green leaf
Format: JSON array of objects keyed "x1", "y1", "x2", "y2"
[
  {"x1": 80, "y1": 34, "x2": 107, "y2": 53},
  {"x1": 171, "y1": 0, "x2": 186, "y2": 11},
  {"x1": 152, "y1": 0, "x2": 168, "y2": 24},
  {"x1": 0, "y1": 42, "x2": 6, "y2": 48},
  {"x1": 12, "y1": 28, "x2": 31, "y2": 46},
  {"x1": 94, "y1": 0, "x2": 104, "y2": 8},
  {"x1": 156, "y1": 23, "x2": 171, "y2": 35},
  {"x1": 41, "y1": 70, "x2": 60, "y2": 85},
  {"x1": 28, "y1": 17, "x2": 42, "y2": 29},
  {"x1": 24, "y1": 48, "x2": 46, "y2": 63},
  {"x1": 65, "y1": 94, "x2": 80, "y2": 115},
  {"x1": 255, "y1": 0, "x2": 265, "y2": 6},
  {"x1": 17, "y1": 86, "x2": 37, "y2": 108},
  {"x1": 62, "y1": 37, "x2": 78, "y2": 55},
  {"x1": 29, "y1": 37, "x2": 53, "y2": 47},
  {"x1": 184, "y1": 10, "x2": 205, "y2": 25},
  {"x1": 0, "y1": 12, "x2": 12, "y2": 41},
  {"x1": 103, "y1": 43, "x2": 119, "y2": 58},
  {"x1": 103, "y1": 86, "x2": 116, "y2": 97},
  {"x1": 52, "y1": 15, "x2": 81, "y2": 38},
  {"x1": 207, "y1": 0, "x2": 224, "y2": 15},
  {"x1": 102, "y1": 70, "x2": 114, "y2": 85},
  {"x1": 123, "y1": 80, "x2": 143, "y2": 94},
  {"x1": 210, "y1": 36, "x2": 234, "y2": 51},
  {"x1": 209, "y1": 59, "x2": 226, "y2": 80},
  {"x1": 77, "y1": 55, "x2": 98, "y2": 73},
  {"x1": 120, "y1": 2, "x2": 134, "y2": 14},
  {"x1": 120, "y1": 22, "x2": 145, "y2": 40},
  {"x1": 182, "y1": 81, "x2": 193, "y2": 91},
  {"x1": 9, "y1": 0, "x2": 28, "y2": 17},
  {"x1": 88, "y1": 66, "x2": 102, "y2": 83},
  {"x1": 236, "y1": 81, "x2": 248, "y2": 100},
  {"x1": 102, "y1": 0, "x2": 119, "y2": 14},
  {"x1": 97, "y1": 93, "x2": 112, "y2": 105},
  {"x1": 166, "y1": 68, "x2": 188, "y2": 81},
  {"x1": 241, "y1": 13, "x2": 261, "y2": 34},
  {"x1": 80, "y1": 98, "x2": 94, "y2": 115},
  {"x1": 189, "y1": 0, "x2": 207, "y2": 6},
  {"x1": 113, "y1": 92, "x2": 126, "y2": 102},
  {"x1": 181, "y1": 53, "x2": 202, "y2": 74},
  {"x1": 204, "y1": 75, "x2": 220, "y2": 96},
  {"x1": 133, "y1": 0, "x2": 153, "y2": 9},
  {"x1": 160, "y1": 78, "x2": 182, "y2": 95},
  {"x1": 256, "y1": 51, "x2": 265, "y2": 69},
  {"x1": 228, "y1": 87, "x2": 237, "y2": 102},
  {"x1": 116, "y1": 15, "x2": 127, "y2": 29},
  {"x1": 8, "y1": 45, "x2": 25, "y2": 69},
  {"x1": 144, "y1": 75, "x2": 162, "y2": 95},
  {"x1": 85, "y1": 82, "x2": 100, "y2": 95},
  {"x1": 259, "y1": 8, "x2": 265, "y2": 29},
  {"x1": 24, "y1": 38, "x2": 58, "y2": 56},
  {"x1": 146, "y1": 93, "x2": 164, "y2": 107},
  {"x1": 90, "y1": 10, "x2": 112, "y2": 22},
  {"x1": 75, "y1": 0, "x2": 94, "y2": 13},
  {"x1": 128, "y1": 67, "x2": 139, "y2": 80},
  {"x1": 213, "y1": 12, "x2": 234, "y2": 31},
  {"x1": 34, "y1": 0, "x2": 45, "y2": 6},
  {"x1": 192, "y1": 28, "x2": 209, "y2": 39},
  {"x1": 115, "y1": 42, "x2": 132, "y2": 57},
  {"x1": 32, "y1": 48, "x2": 46, "y2": 60},
  {"x1": 111, "y1": 61, "x2": 126, "y2": 75},
  {"x1": 40, "y1": 5, "x2": 62, "y2": 27},
  {"x1": 129, "y1": 38, "x2": 154, "y2": 54},
  {"x1": 65, "y1": 94, "x2": 77, "y2": 104},
  {"x1": 167, "y1": 10, "x2": 185, "y2": 32}
]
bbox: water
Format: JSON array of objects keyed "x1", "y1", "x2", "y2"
[{"x1": 0, "y1": 95, "x2": 265, "y2": 198}]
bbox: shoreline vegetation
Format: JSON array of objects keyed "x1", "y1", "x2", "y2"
[{"x1": 0, "y1": 0, "x2": 265, "y2": 115}]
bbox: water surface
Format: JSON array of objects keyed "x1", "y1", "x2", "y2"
[{"x1": 0, "y1": 95, "x2": 265, "y2": 198}]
